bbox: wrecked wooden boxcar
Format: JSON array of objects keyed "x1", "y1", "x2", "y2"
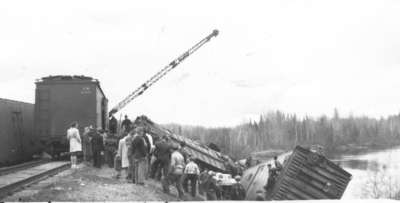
[
  {"x1": 241, "y1": 146, "x2": 352, "y2": 200},
  {"x1": 132, "y1": 115, "x2": 230, "y2": 172}
]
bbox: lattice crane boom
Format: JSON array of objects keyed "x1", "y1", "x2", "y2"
[{"x1": 109, "y1": 29, "x2": 219, "y2": 117}]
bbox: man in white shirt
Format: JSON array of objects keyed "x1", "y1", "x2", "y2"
[
  {"x1": 162, "y1": 144, "x2": 185, "y2": 199},
  {"x1": 67, "y1": 122, "x2": 82, "y2": 169},
  {"x1": 183, "y1": 158, "x2": 200, "y2": 197},
  {"x1": 115, "y1": 133, "x2": 131, "y2": 179}
]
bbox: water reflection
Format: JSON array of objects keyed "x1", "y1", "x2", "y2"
[
  {"x1": 338, "y1": 146, "x2": 400, "y2": 199},
  {"x1": 335, "y1": 159, "x2": 380, "y2": 172}
]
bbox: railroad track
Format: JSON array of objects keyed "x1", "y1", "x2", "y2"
[
  {"x1": 0, "y1": 159, "x2": 50, "y2": 176},
  {"x1": 0, "y1": 161, "x2": 70, "y2": 199}
]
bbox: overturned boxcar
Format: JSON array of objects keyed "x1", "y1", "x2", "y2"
[
  {"x1": 241, "y1": 146, "x2": 352, "y2": 200},
  {"x1": 132, "y1": 115, "x2": 230, "y2": 172}
]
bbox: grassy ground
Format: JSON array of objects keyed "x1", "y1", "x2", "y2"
[{"x1": 3, "y1": 163, "x2": 203, "y2": 201}]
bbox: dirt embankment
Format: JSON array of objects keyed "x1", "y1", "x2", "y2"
[{"x1": 3, "y1": 163, "x2": 196, "y2": 201}]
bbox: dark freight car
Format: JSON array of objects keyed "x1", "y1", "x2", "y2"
[
  {"x1": 241, "y1": 146, "x2": 352, "y2": 200},
  {"x1": 34, "y1": 75, "x2": 108, "y2": 155},
  {"x1": 0, "y1": 98, "x2": 36, "y2": 166}
]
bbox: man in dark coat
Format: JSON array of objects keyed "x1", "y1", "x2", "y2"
[
  {"x1": 121, "y1": 115, "x2": 132, "y2": 133},
  {"x1": 104, "y1": 133, "x2": 118, "y2": 168},
  {"x1": 264, "y1": 164, "x2": 278, "y2": 195},
  {"x1": 131, "y1": 127, "x2": 148, "y2": 185},
  {"x1": 230, "y1": 175, "x2": 246, "y2": 200},
  {"x1": 154, "y1": 136, "x2": 172, "y2": 180},
  {"x1": 90, "y1": 128, "x2": 104, "y2": 168},
  {"x1": 198, "y1": 169, "x2": 209, "y2": 195},
  {"x1": 109, "y1": 116, "x2": 118, "y2": 134},
  {"x1": 179, "y1": 141, "x2": 190, "y2": 163},
  {"x1": 205, "y1": 171, "x2": 219, "y2": 200}
]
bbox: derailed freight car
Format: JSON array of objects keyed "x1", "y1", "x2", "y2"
[
  {"x1": 241, "y1": 146, "x2": 352, "y2": 200},
  {"x1": 0, "y1": 98, "x2": 36, "y2": 166},
  {"x1": 132, "y1": 115, "x2": 231, "y2": 172},
  {"x1": 34, "y1": 75, "x2": 108, "y2": 156}
]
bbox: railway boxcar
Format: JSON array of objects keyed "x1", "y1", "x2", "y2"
[
  {"x1": 34, "y1": 75, "x2": 108, "y2": 156},
  {"x1": 241, "y1": 146, "x2": 352, "y2": 200},
  {"x1": 0, "y1": 98, "x2": 36, "y2": 166}
]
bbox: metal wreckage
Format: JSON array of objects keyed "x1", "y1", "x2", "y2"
[{"x1": 125, "y1": 115, "x2": 352, "y2": 201}]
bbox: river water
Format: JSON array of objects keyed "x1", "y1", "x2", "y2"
[{"x1": 335, "y1": 146, "x2": 400, "y2": 199}]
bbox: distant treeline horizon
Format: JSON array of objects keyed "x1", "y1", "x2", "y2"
[{"x1": 163, "y1": 109, "x2": 400, "y2": 160}]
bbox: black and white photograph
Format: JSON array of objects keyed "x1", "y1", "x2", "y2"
[{"x1": 0, "y1": 0, "x2": 399, "y2": 201}]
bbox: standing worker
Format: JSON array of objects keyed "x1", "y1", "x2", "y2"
[
  {"x1": 264, "y1": 163, "x2": 277, "y2": 196},
  {"x1": 230, "y1": 175, "x2": 246, "y2": 200},
  {"x1": 198, "y1": 169, "x2": 209, "y2": 195},
  {"x1": 67, "y1": 122, "x2": 82, "y2": 169},
  {"x1": 143, "y1": 128, "x2": 154, "y2": 179},
  {"x1": 183, "y1": 158, "x2": 200, "y2": 197},
  {"x1": 104, "y1": 133, "x2": 118, "y2": 168},
  {"x1": 115, "y1": 133, "x2": 130, "y2": 179},
  {"x1": 205, "y1": 171, "x2": 218, "y2": 200},
  {"x1": 81, "y1": 126, "x2": 92, "y2": 163},
  {"x1": 131, "y1": 127, "x2": 148, "y2": 185},
  {"x1": 121, "y1": 115, "x2": 132, "y2": 133},
  {"x1": 154, "y1": 136, "x2": 172, "y2": 180},
  {"x1": 179, "y1": 142, "x2": 189, "y2": 163},
  {"x1": 91, "y1": 128, "x2": 104, "y2": 168},
  {"x1": 125, "y1": 131, "x2": 135, "y2": 181},
  {"x1": 109, "y1": 116, "x2": 118, "y2": 134},
  {"x1": 274, "y1": 156, "x2": 283, "y2": 171},
  {"x1": 162, "y1": 143, "x2": 185, "y2": 199}
]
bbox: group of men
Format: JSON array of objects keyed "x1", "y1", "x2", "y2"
[
  {"x1": 67, "y1": 122, "x2": 108, "y2": 169},
  {"x1": 114, "y1": 124, "x2": 201, "y2": 199},
  {"x1": 197, "y1": 170, "x2": 247, "y2": 200},
  {"x1": 81, "y1": 125, "x2": 111, "y2": 168},
  {"x1": 67, "y1": 115, "x2": 249, "y2": 200},
  {"x1": 113, "y1": 118, "x2": 248, "y2": 200}
]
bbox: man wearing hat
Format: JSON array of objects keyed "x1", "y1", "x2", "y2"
[
  {"x1": 205, "y1": 171, "x2": 218, "y2": 200},
  {"x1": 264, "y1": 163, "x2": 278, "y2": 195},
  {"x1": 162, "y1": 143, "x2": 185, "y2": 199},
  {"x1": 230, "y1": 175, "x2": 246, "y2": 200},
  {"x1": 255, "y1": 190, "x2": 265, "y2": 201}
]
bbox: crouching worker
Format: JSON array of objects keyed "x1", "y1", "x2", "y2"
[{"x1": 162, "y1": 144, "x2": 185, "y2": 199}]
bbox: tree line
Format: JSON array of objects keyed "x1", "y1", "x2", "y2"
[{"x1": 163, "y1": 109, "x2": 400, "y2": 160}]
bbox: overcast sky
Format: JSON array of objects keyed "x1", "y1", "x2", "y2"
[{"x1": 1, "y1": 0, "x2": 400, "y2": 127}]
